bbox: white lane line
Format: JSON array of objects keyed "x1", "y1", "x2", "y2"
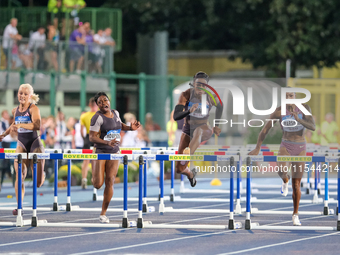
[
  {"x1": 0, "y1": 229, "x2": 126, "y2": 247},
  {"x1": 217, "y1": 232, "x2": 340, "y2": 255},
  {"x1": 70, "y1": 230, "x2": 235, "y2": 255}
]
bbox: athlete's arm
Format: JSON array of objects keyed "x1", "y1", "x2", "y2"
[
  {"x1": 14, "y1": 105, "x2": 41, "y2": 131},
  {"x1": 173, "y1": 90, "x2": 198, "y2": 121},
  {"x1": 292, "y1": 104, "x2": 315, "y2": 131},
  {"x1": 249, "y1": 107, "x2": 281, "y2": 155}
]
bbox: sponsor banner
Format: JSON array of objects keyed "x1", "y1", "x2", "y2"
[
  {"x1": 325, "y1": 157, "x2": 339, "y2": 163},
  {"x1": 64, "y1": 149, "x2": 83, "y2": 154},
  {"x1": 110, "y1": 154, "x2": 125, "y2": 160},
  {"x1": 133, "y1": 154, "x2": 156, "y2": 161},
  {"x1": 132, "y1": 150, "x2": 151, "y2": 154},
  {"x1": 169, "y1": 155, "x2": 204, "y2": 161},
  {"x1": 4, "y1": 149, "x2": 16, "y2": 153},
  {"x1": 28, "y1": 153, "x2": 50, "y2": 159},
  {"x1": 157, "y1": 150, "x2": 176, "y2": 155},
  {"x1": 5, "y1": 153, "x2": 27, "y2": 159},
  {"x1": 63, "y1": 154, "x2": 98, "y2": 160},
  {"x1": 248, "y1": 156, "x2": 264, "y2": 162},
  {"x1": 194, "y1": 152, "x2": 215, "y2": 155},
  {"x1": 277, "y1": 156, "x2": 312, "y2": 162},
  {"x1": 45, "y1": 149, "x2": 62, "y2": 153}
]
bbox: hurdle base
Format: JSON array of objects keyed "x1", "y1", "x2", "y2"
[
  {"x1": 228, "y1": 219, "x2": 234, "y2": 230},
  {"x1": 122, "y1": 217, "x2": 128, "y2": 228},
  {"x1": 336, "y1": 207, "x2": 338, "y2": 216},
  {"x1": 324, "y1": 206, "x2": 329, "y2": 215},
  {"x1": 318, "y1": 188, "x2": 321, "y2": 195},
  {"x1": 143, "y1": 203, "x2": 148, "y2": 213},
  {"x1": 92, "y1": 193, "x2": 97, "y2": 201},
  {"x1": 306, "y1": 188, "x2": 310, "y2": 195},
  {"x1": 245, "y1": 219, "x2": 251, "y2": 230},
  {"x1": 16, "y1": 215, "x2": 24, "y2": 227},
  {"x1": 170, "y1": 194, "x2": 174, "y2": 202},
  {"x1": 66, "y1": 203, "x2": 72, "y2": 212},
  {"x1": 137, "y1": 218, "x2": 143, "y2": 228},
  {"x1": 53, "y1": 202, "x2": 58, "y2": 211},
  {"x1": 337, "y1": 221, "x2": 340, "y2": 231},
  {"x1": 31, "y1": 216, "x2": 38, "y2": 227}
]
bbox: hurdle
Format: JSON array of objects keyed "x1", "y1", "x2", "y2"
[
  {"x1": 0, "y1": 153, "x2": 47, "y2": 227},
  {"x1": 155, "y1": 154, "x2": 251, "y2": 216},
  {"x1": 139, "y1": 155, "x2": 243, "y2": 230},
  {"x1": 31, "y1": 153, "x2": 145, "y2": 228},
  {"x1": 244, "y1": 156, "x2": 340, "y2": 231}
]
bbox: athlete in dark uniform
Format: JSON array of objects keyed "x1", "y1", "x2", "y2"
[
  {"x1": 89, "y1": 92, "x2": 141, "y2": 223},
  {"x1": 249, "y1": 91, "x2": 315, "y2": 226},
  {"x1": 0, "y1": 84, "x2": 45, "y2": 215},
  {"x1": 173, "y1": 72, "x2": 223, "y2": 187}
]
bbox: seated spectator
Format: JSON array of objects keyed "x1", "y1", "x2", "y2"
[
  {"x1": 69, "y1": 24, "x2": 86, "y2": 73},
  {"x1": 2, "y1": 18, "x2": 22, "y2": 69},
  {"x1": 29, "y1": 26, "x2": 46, "y2": 70}
]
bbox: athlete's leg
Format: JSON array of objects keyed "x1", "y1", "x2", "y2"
[
  {"x1": 175, "y1": 133, "x2": 193, "y2": 178},
  {"x1": 30, "y1": 138, "x2": 45, "y2": 187},
  {"x1": 291, "y1": 150, "x2": 306, "y2": 215},
  {"x1": 189, "y1": 124, "x2": 213, "y2": 154},
  {"x1": 92, "y1": 160, "x2": 105, "y2": 190},
  {"x1": 277, "y1": 146, "x2": 290, "y2": 183},
  {"x1": 100, "y1": 159, "x2": 119, "y2": 216}
]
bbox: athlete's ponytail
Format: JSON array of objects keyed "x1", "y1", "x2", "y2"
[{"x1": 19, "y1": 83, "x2": 40, "y2": 105}]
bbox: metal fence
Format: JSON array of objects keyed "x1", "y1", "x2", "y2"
[
  {"x1": 0, "y1": 37, "x2": 114, "y2": 75},
  {"x1": 0, "y1": 7, "x2": 122, "y2": 51}
]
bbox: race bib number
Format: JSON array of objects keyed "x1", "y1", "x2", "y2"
[
  {"x1": 15, "y1": 116, "x2": 33, "y2": 133},
  {"x1": 104, "y1": 129, "x2": 121, "y2": 142},
  {"x1": 188, "y1": 102, "x2": 209, "y2": 118},
  {"x1": 281, "y1": 114, "x2": 304, "y2": 132}
]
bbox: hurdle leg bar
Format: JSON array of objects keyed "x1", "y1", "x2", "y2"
[{"x1": 235, "y1": 154, "x2": 242, "y2": 214}]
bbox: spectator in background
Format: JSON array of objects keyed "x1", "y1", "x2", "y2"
[
  {"x1": 55, "y1": 110, "x2": 69, "y2": 149},
  {"x1": 145, "y1": 112, "x2": 161, "y2": 132},
  {"x1": 47, "y1": 0, "x2": 62, "y2": 27},
  {"x1": 69, "y1": 24, "x2": 86, "y2": 73},
  {"x1": 306, "y1": 116, "x2": 321, "y2": 144},
  {"x1": 72, "y1": 116, "x2": 86, "y2": 149},
  {"x1": 47, "y1": 23, "x2": 60, "y2": 71},
  {"x1": 166, "y1": 110, "x2": 177, "y2": 147},
  {"x1": 18, "y1": 42, "x2": 34, "y2": 71},
  {"x1": 44, "y1": 116, "x2": 56, "y2": 149},
  {"x1": 0, "y1": 110, "x2": 14, "y2": 191},
  {"x1": 2, "y1": 18, "x2": 22, "y2": 69},
  {"x1": 321, "y1": 113, "x2": 339, "y2": 146},
  {"x1": 92, "y1": 29, "x2": 106, "y2": 73},
  {"x1": 103, "y1": 28, "x2": 115, "y2": 47},
  {"x1": 121, "y1": 113, "x2": 137, "y2": 147},
  {"x1": 11, "y1": 42, "x2": 22, "y2": 69},
  {"x1": 29, "y1": 26, "x2": 46, "y2": 70}
]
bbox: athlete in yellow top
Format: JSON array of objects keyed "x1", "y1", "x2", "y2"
[{"x1": 80, "y1": 97, "x2": 98, "y2": 189}]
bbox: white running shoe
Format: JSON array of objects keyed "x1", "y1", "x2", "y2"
[
  {"x1": 99, "y1": 215, "x2": 110, "y2": 223},
  {"x1": 281, "y1": 181, "x2": 289, "y2": 197},
  {"x1": 292, "y1": 214, "x2": 301, "y2": 226}
]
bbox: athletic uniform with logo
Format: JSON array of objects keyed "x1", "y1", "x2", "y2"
[
  {"x1": 89, "y1": 110, "x2": 122, "y2": 153},
  {"x1": 280, "y1": 107, "x2": 306, "y2": 155},
  {"x1": 15, "y1": 104, "x2": 43, "y2": 152},
  {"x1": 182, "y1": 88, "x2": 213, "y2": 139}
]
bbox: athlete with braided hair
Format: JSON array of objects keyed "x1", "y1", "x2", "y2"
[{"x1": 173, "y1": 71, "x2": 223, "y2": 187}]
